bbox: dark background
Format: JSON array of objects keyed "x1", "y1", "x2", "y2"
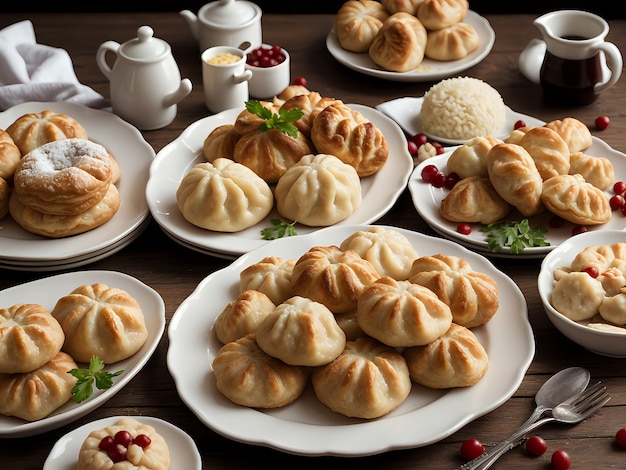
[{"x1": 1, "y1": 1, "x2": 621, "y2": 18}]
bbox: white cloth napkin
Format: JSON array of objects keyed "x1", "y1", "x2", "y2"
[{"x1": 0, "y1": 20, "x2": 109, "y2": 111}]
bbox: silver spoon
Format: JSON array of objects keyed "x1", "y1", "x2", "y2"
[{"x1": 457, "y1": 366, "x2": 590, "y2": 470}]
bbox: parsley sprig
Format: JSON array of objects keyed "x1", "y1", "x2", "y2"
[
  {"x1": 245, "y1": 100, "x2": 303, "y2": 138},
  {"x1": 261, "y1": 219, "x2": 298, "y2": 240},
  {"x1": 480, "y1": 219, "x2": 549, "y2": 254},
  {"x1": 68, "y1": 355, "x2": 124, "y2": 403}
]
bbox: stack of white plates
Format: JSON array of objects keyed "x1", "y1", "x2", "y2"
[{"x1": 0, "y1": 102, "x2": 155, "y2": 271}]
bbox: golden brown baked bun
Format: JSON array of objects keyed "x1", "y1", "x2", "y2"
[
  {"x1": 311, "y1": 337, "x2": 411, "y2": 419},
  {"x1": 214, "y1": 290, "x2": 276, "y2": 344},
  {"x1": 518, "y1": 126, "x2": 570, "y2": 180},
  {"x1": 541, "y1": 174, "x2": 611, "y2": 225},
  {"x1": 212, "y1": 334, "x2": 309, "y2": 408},
  {"x1": 239, "y1": 256, "x2": 296, "y2": 306},
  {"x1": 569, "y1": 151, "x2": 615, "y2": 191},
  {"x1": 202, "y1": 123, "x2": 239, "y2": 163},
  {"x1": 425, "y1": 22, "x2": 479, "y2": 61},
  {"x1": 78, "y1": 417, "x2": 170, "y2": 470},
  {"x1": 544, "y1": 117, "x2": 593, "y2": 153},
  {"x1": 311, "y1": 103, "x2": 388, "y2": 177},
  {"x1": 368, "y1": 12, "x2": 427, "y2": 72},
  {"x1": 440, "y1": 176, "x2": 511, "y2": 225},
  {"x1": 6, "y1": 109, "x2": 88, "y2": 155},
  {"x1": 0, "y1": 129, "x2": 21, "y2": 181},
  {"x1": 279, "y1": 91, "x2": 325, "y2": 139},
  {"x1": 334, "y1": 0, "x2": 390, "y2": 53},
  {"x1": 0, "y1": 351, "x2": 77, "y2": 421},
  {"x1": 52, "y1": 283, "x2": 148, "y2": 363},
  {"x1": 408, "y1": 254, "x2": 499, "y2": 328},
  {"x1": 447, "y1": 136, "x2": 503, "y2": 180},
  {"x1": 232, "y1": 101, "x2": 280, "y2": 135},
  {"x1": 291, "y1": 245, "x2": 380, "y2": 313},
  {"x1": 417, "y1": 0, "x2": 469, "y2": 31},
  {"x1": 382, "y1": 0, "x2": 425, "y2": 15},
  {"x1": 0, "y1": 176, "x2": 9, "y2": 220},
  {"x1": 404, "y1": 323, "x2": 488, "y2": 389}
]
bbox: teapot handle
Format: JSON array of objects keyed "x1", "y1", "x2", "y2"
[
  {"x1": 96, "y1": 41, "x2": 121, "y2": 80},
  {"x1": 595, "y1": 42, "x2": 623, "y2": 95}
]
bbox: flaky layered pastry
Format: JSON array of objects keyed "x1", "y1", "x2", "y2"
[
  {"x1": 214, "y1": 290, "x2": 276, "y2": 344},
  {"x1": 544, "y1": 117, "x2": 593, "y2": 153},
  {"x1": 334, "y1": 0, "x2": 390, "y2": 53},
  {"x1": 439, "y1": 176, "x2": 510, "y2": 225},
  {"x1": 569, "y1": 151, "x2": 615, "y2": 191},
  {"x1": 239, "y1": 256, "x2": 296, "y2": 305},
  {"x1": 0, "y1": 128, "x2": 20, "y2": 181},
  {"x1": 518, "y1": 126, "x2": 570, "y2": 180},
  {"x1": 202, "y1": 123, "x2": 239, "y2": 163},
  {"x1": 369, "y1": 12, "x2": 427, "y2": 72}
]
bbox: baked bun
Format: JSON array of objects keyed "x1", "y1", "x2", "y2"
[
  {"x1": 9, "y1": 182, "x2": 120, "y2": 238},
  {"x1": 408, "y1": 254, "x2": 499, "y2": 328},
  {"x1": 544, "y1": 117, "x2": 593, "y2": 153},
  {"x1": 274, "y1": 84, "x2": 311, "y2": 106},
  {"x1": 425, "y1": 22, "x2": 479, "y2": 61},
  {"x1": 311, "y1": 337, "x2": 411, "y2": 419},
  {"x1": 311, "y1": 103, "x2": 388, "y2": 177},
  {"x1": 440, "y1": 176, "x2": 511, "y2": 224},
  {"x1": 275, "y1": 153, "x2": 362, "y2": 226},
  {"x1": 551, "y1": 272, "x2": 605, "y2": 321},
  {"x1": 239, "y1": 256, "x2": 296, "y2": 305},
  {"x1": 51, "y1": 283, "x2": 148, "y2": 363},
  {"x1": 486, "y1": 143, "x2": 544, "y2": 217},
  {"x1": 570, "y1": 242, "x2": 626, "y2": 273},
  {"x1": 518, "y1": 126, "x2": 570, "y2": 180},
  {"x1": 214, "y1": 290, "x2": 276, "y2": 344},
  {"x1": 256, "y1": 296, "x2": 346, "y2": 366},
  {"x1": 504, "y1": 126, "x2": 532, "y2": 145},
  {"x1": 202, "y1": 124, "x2": 239, "y2": 163},
  {"x1": 447, "y1": 136, "x2": 503, "y2": 180},
  {"x1": 368, "y1": 12, "x2": 428, "y2": 72},
  {"x1": 291, "y1": 245, "x2": 380, "y2": 313},
  {"x1": 0, "y1": 304, "x2": 64, "y2": 374},
  {"x1": 78, "y1": 417, "x2": 170, "y2": 470},
  {"x1": 0, "y1": 177, "x2": 9, "y2": 219},
  {"x1": 279, "y1": 91, "x2": 325, "y2": 139},
  {"x1": 357, "y1": 276, "x2": 452, "y2": 347},
  {"x1": 232, "y1": 101, "x2": 280, "y2": 135},
  {"x1": 382, "y1": 0, "x2": 425, "y2": 14},
  {"x1": 334, "y1": 310, "x2": 367, "y2": 341},
  {"x1": 0, "y1": 351, "x2": 77, "y2": 421},
  {"x1": 212, "y1": 333, "x2": 309, "y2": 408},
  {"x1": 569, "y1": 151, "x2": 615, "y2": 191},
  {"x1": 0, "y1": 129, "x2": 21, "y2": 180},
  {"x1": 334, "y1": 0, "x2": 390, "y2": 53},
  {"x1": 339, "y1": 226, "x2": 419, "y2": 280},
  {"x1": 6, "y1": 110, "x2": 88, "y2": 155},
  {"x1": 417, "y1": 0, "x2": 469, "y2": 30},
  {"x1": 176, "y1": 159, "x2": 273, "y2": 232},
  {"x1": 13, "y1": 138, "x2": 112, "y2": 215},
  {"x1": 403, "y1": 323, "x2": 488, "y2": 389},
  {"x1": 541, "y1": 173, "x2": 611, "y2": 225}
]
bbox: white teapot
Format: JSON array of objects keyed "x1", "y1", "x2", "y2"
[{"x1": 97, "y1": 26, "x2": 192, "y2": 130}]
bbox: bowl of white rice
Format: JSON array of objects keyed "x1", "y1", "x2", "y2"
[{"x1": 420, "y1": 76, "x2": 506, "y2": 142}]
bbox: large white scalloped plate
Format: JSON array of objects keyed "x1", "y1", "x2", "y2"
[
  {"x1": 146, "y1": 104, "x2": 413, "y2": 257},
  {"x1": 167, "y1": 224, "x2": 534, "y2": 457},
  {"x1": 326, "y1": 11, "x2": 495, "y2": 83},
  {"x1": 0, "y1": 102, "x2": 154, "y2": 266},
  {"x1": 44, "y1": 416, "x2": 201, "y2": 470},
  {"x1": 0, "y1": 271, "x2": 165, "y2": 438}
]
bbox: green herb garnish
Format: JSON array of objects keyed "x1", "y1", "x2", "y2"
[
  {"x1": 261, "y1": 219, "x2": 298, "y2": 240},
  {"x1": 68, "y1": 355, "x2": 124, "y2": 403},
  {"x1": 480, "y1": 219, "x2": 549, "y2": 254},
  {"x1": 245, "y1": 100, "x2": 303, "y2": 138}
]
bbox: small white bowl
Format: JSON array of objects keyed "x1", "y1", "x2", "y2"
[
  {"x1": 245, "y1": 44, "x2": 290, "y2": 99},
  {"x1": 538, "y1": 229, "x2": 626, "y2": 358}
]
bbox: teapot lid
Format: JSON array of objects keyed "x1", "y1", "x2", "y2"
[
  {"x1": 200, "y1": 0, "x2": 261, "y2": 27},
  {"x1": 120, "y1": 26, "x2": 169, "y2": 60}
]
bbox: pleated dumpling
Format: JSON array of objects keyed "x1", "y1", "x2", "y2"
[
  {"x1": 571, "y1": 242, "x2": 626, "y2": 273},
  {"x1": 447, "y1": 135, "x2": 503, "y2": 180},
  {"x1": 599, "y1": 292, "x2": 626, "y2": 326},
  {"x1": 369, "y1": 12, "x2": 427, "y2": 72},
  {"x1": 275, "y1": 153, "x2": 362, "y2": 227},
  {"x1": 339, "y1": 226, "x2": 419, "y2": 280},
  {"x1": 334, "y1": 0, "x2": 390, "y2": 53},
  {"x1": 439, "y1": 176, "x2": 510, "y2": 225},
  {"x1": 544, "y1": 117, "x2": 592, "y2": 153},
  {"x1": 214, "y1": 290, "x2": 276, "y2": 344},
  {"x1": 551, "y1": 272, "x2": 605, "y2": 321},
  {"x1": 569, "y1": 151, "x2": 615, "y2": 191},
  {"x1": 541, "y1": 174, "x2": 611, "y2": 225},
  {"x1": 312, "y1": 337, "x2": 411, "y2": 419},
  {"x1": 403, "y1": 323, "x2": 488, "y2": 389},
  {"x1": 518, "y1": 126, "x2": 570, "y2": 180},
  {"x1": 417, "y1": 0, "x2": 469, "y2": 30},
  {"x1": 202, "y1": 123, "x2": 239, "y2": 162},
  {"x1": 176, "y1": 159, "x2": 273, "y2": 232},
  {"x1": 239, "y1": 256, "x2": 296, "y2": 305},
  {"x1": 425, "y1": 22, "x2": 479, "y2": 61},
  {"x1": 356, "y1": 276, "x2": 453, "y2": 347},
  {"x1": 408, "y1": 254, "x2": 499, "y2": 328}
]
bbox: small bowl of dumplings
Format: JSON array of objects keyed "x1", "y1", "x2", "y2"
[{"x1": 538, "y1": 229, "x2": 626, "y2": 358}]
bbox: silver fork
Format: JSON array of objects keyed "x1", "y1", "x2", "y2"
[{"x1": 457, "y1": 381, "x2": 611, "y2": 470}]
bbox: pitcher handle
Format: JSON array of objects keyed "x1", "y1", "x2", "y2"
[{"x1": 595, "y1": 42, "x2": 623, "y2": 95}]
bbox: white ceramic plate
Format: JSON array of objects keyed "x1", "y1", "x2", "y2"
[
  {"x1": 0, "y1": 102, "x2": 154, "y2": 265},
  {"x1": 0, "y1": 271, "x2": 165, "y2": 438},
  {"x1": 408, "y1": 134, "x2": 626, "y2": 258},
  {"x1": 167, "y1": 224, "x2": 534, "y2": 457},
  {"x1": 43, "y1": 415, "x2": 202, "y2": 470},
  {"x1": 376, "y1": 97, "x2": 545, "y2": 145},
  {"x1": 326, "y1": 11, "x2": 495, "y2": 83},
  {"x1": 146, "y1": 104, "x2": 413, "y2": 257}
]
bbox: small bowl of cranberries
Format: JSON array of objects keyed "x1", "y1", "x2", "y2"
[
  {"x1": 245, "y1": 44, "x2": 290, "y2": 99},
  {"x1": 538, "y1": 229, "x2": 626, "y2": 358}
]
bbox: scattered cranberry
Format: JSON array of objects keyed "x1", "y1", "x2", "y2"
[
  {"x1": 525, "y1": 435, "x2": 548, "y2": 456},
  {"x1": 460, "y1": 438, "x2": 484, "y2": 460},
  {"x1": 435, "y1": 145, "x2": 445, "y2": 155},
  {"x1": 444, "y1": 172, "x2": 460, "y2": 189},
  {"x1": 595, "y1": 115, "x2": 610, "y2": 130},
  {"x1": 622, "y1": 205, "x2": 626, "y2": 216},
  {"x1": 551, "y1": 449, "x2": 571, "y2": 470},
  {"x1": 293, "y1": 76, "x2": 307, "y2": 87},
  {"x1": 246, "y1": 45, "x2": 286, "y2": 68},
  {"x1": 514, "y1": 119, "x2": 527, "y2": 130},
  {"x1": 133, "y1": 434, "x2": 152, "y2": 448},
  {"x1": 420, "y1": 164, "x2": 440, "y2": 184},
  {"x1": 432, "y1": 172, "x2": 447, "y2": 188},
  {"x1": 615, "y1": 428, "x2": 626, "y2": 448},
  {"x1": 407, "y1": 140, "x2": 419, "y2": 155},
  {"x1": 614, "y1": 181, "x2": 626, "y2": 196},
  {"x1": 572, "y1": 225, "x2": 588, "y2": 235},
  {"x1": 610, "y1": 194, "x2": 625, "y2": 211},
  {"x1": 411, "y1": 133, "x2": 429, "y2": 146},
  {"x1": 457, "y1": 223, "x2": 472, "y2": 235},
  {"x1": 583, "y1": 266, "x2": 599, "y2": 278}
]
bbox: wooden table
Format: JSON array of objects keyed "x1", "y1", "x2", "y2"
[{"x1": 1, "y1": 11, "x2": 625, "y2": 469}]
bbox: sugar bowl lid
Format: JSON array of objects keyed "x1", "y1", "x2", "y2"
[
  {"x1": 200, "y1": 0, "x2": 262, "y2": 28},
  {"x1": 119, "y1": 26, "x2": 170, "y2": 60}
]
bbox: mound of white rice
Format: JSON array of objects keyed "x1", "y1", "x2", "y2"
[{"x1": 420, "y1": 77, "x2": 506, "y2": 141}]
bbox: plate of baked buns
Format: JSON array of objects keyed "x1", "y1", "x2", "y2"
[
  {"x1": 0, "y1": 270, "x2": 165, "y2": 438},
  {"x1": 167, "y1": 224, "x2": 534, "y2": 456},
  {"x1": 327, "y1": 8, "x2": 495, "y2": 82},
  {"x1": 408, "y1": 116, "x2": 626, "y2": 258},
  {"x1": 0, "y1": 102, "x2": 154, "y2": 271},
  {"x1": 146, "y1": 99, "x2": 413, "y2": 258}
]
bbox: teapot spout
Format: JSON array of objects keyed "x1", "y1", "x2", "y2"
[
  {"x1": 163, "y1": 78, "x2": 193, "y2": 108},
  {"x1": 180, "y1": 10, "x2": 200, "y2": 40}
]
